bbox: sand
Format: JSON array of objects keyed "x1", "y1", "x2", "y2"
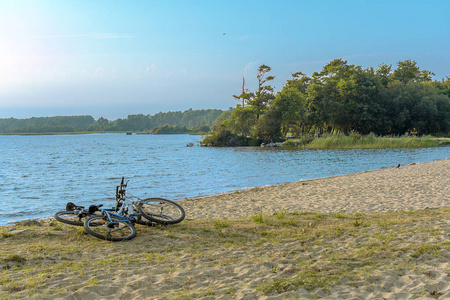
[
  {"x1": 1, "y1": 158, "x2": 449, "y2": 299},
  {"x1": 182, "y1": 159, "x2": 449, "y2": 219}
]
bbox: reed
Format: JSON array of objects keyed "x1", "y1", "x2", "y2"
[{"x1": 284, "y1": 134, "x2": 444, "y2": 149}]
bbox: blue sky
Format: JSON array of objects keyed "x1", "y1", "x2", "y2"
[{"x1": 0, "y1": 0, "x2": 449, "y2": 119}]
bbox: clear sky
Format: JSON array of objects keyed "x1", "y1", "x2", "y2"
[{"x1": 1, "y1": 0, "x2": 449, "y2": 120}]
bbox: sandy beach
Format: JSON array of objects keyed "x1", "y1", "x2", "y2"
[
  {"x1": 1, "y1": 158, "x2": 449, "y2": 299},
  {"x1": 182, "y1": 158, "x2": 450, "y2": 219}
]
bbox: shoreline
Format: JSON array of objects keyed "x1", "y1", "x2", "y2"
[
  {"x1": 5, "y1": 158, "x2": 449, "y2": 227},
  {"x1": 181, "y1": 158, "x2": 449, "y2": 220}
]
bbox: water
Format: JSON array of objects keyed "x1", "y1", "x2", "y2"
[{"x1": 0, "y1": 133, "x2": 448, "y2": 225}]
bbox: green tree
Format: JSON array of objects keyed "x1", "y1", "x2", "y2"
[
  {"x1": 247, "y1": 65, "x2": 275, "y2": 119},
  {"x1": 271, "y1": 86, "x2": 307, "y2": 137},
  {"x1": 254, "y1": 107, "x2": 283, "y2": 143},
  {"x1": 418, "y1": 70, "x2": 435, "y2": 82},
  {"x1": 284, "y1": 71, "x2": 310, "y2": 94},
  {"x1": 392, "y1": 59, "x2": 421, "y2": 83},
  {"x1": 227, "y1": 106, "x2": 257, "y2": 137},
  {"x1": 233, "y1": 76, "x2": 253, "y2": 108},
  {"x1": 97, "y1": 117, "x2": 109, "y2": 132},
  {"x1": 376, "y1": 63, "x2": 392, "y2": 86},
  {"x1": 385, "y1": 81, "x2": 449, "y2": 134}
]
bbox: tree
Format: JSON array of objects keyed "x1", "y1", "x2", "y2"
[
  {"x1": 443, "y1": 77, "x2": 450, "y2": 97},
  {"x1": 254, "y1": 107, "x2": 283, "y2": 143},
  {"x1": 271, "y1": 86, "x2": 307, "y2": 137},
  {"x1": 247, "y1": 65, "x2": 275, "y2": 119},
  {"x1": 227, "y1": 106, "x2": 257, "y2": 137},
  {"x1": 418, "y1": 70, "x2": 435, "y2": 82},
  {"x1": 385, "y1": 81, "x2": 449, "y2": 134},
  {"x1": 284, "y1": 71, "x2": 310, "y2": 94},
  {"x1": 232, "y1": 76, "x2": 253, "y2": 108},
  {"x1": 392, "y1": 59, "x2": 421, "y2": 83},
  {"x1": 376, "y1": 63, "x2": 392, "y2": 86},
  {"x1": 97, "y1": 117, "x2": 109, "y2": 131},
  {"x1": 202, "y1": 58, "x2": 449, "y2": 147}
]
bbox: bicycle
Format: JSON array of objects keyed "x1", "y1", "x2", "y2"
[{"x1": 83, "y1": 177, "x2": 185, "y2": 241}]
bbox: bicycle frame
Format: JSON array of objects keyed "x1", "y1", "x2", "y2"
[
  {"x1": 113, "y1": 177, "x2": 146, "y2": 217},
  {"x1": 101, "y1": 197, "x2": 139, "y2": 222}
]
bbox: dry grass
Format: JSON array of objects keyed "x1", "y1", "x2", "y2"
[{"x1": 0, "y1": 208, "x2": 449, "y2": 299}]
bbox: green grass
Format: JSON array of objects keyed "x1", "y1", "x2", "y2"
[
  {"x1": 214, "y1": 219, "x2": 230, "y2": 228},
  {"x1": 0, "y1": 208, "x2": 448, "y2": 299},
  {"x1": 283, "y1": 133, "x2": 445, "y2": 149},
  {"x1": 1, "y1": 232, "x2": 13, "y2": 238}
]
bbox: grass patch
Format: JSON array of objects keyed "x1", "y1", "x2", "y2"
[
  {"x1": 275, "y1": 211, "x2": 286, "y2": 219},
  {"x1": 284, "y1": 134, "x2": 443, "y2": 149},
  {"x1": 214, "y1": 219, "x2": 229, "y2": 228},
  {"x1": 0, "y1": 208, "x2": 448, "y2": 299},
  {"x1": 252, "y1": 211, "x2": 265, "y2": 223},
  {"x1": 1, "y1": 232, "x2": 13, "y2": 238},
  {"x1": 353, "y1": 219, "x2": 364, "y2": 227},
  {"x1": 333, "y1": 212, "x2": 348, "y2": 219},
  {"x1": 52, "y1": 224, "x2": 63, "y2": 231}
]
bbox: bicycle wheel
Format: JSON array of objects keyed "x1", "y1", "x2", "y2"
[
  {"x1": 54, "y1": 210, "x2": 85, "y2": 226},
  {"x1": 84, "y1": 215, "x2": 136, "y2": 241},
  {"x1": 138, "y1": 198, "x2": 185, "y2": 225}
]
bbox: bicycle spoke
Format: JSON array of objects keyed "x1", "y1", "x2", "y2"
[
  {"x1": 84, "y1": 215, "x2": 136, "y2": 241},
  {"x1": 138, "y1": 198, "x2": 185, "y2": 224}
]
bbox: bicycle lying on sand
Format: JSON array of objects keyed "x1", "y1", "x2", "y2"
[{"x1": 54, "y1": 177, "x2": 185, "y2": 241}]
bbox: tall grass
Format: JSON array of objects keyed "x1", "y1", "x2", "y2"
[{"x1": 284, "y1": 133, "x2": 442, "y2": 149}]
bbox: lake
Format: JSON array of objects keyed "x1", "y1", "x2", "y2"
[{"x1": 0, "y1": 133, "x2": 448, "y2": 225}]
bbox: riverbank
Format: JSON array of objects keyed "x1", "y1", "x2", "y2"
[{"x1": 1, "y1": 159, "x2": 449, "y2": 299}]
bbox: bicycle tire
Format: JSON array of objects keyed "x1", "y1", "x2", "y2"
[
  {"x1": 54, "y1": 210, "x2": 85, "y2": 226},
  {"x1": 138, "y1": 198, "x2": 185, "y2": 225},
  {"x1": 84, "y1": 215, "x2": 136, "y2": 241}
]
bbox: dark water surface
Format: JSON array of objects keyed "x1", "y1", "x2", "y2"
[{"x1": 0, "y1": 133, "x2": 448, "y2": 225}]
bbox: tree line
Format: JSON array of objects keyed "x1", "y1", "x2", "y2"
[
  {"x1": 203, "y1": 59, "x2": 450, "y2": 146},
  {"x1": 0, "y1": 109, "x2": 224, "y2": 134}
]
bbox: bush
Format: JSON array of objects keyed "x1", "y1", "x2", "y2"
[{"x1": 202, "y1": 127, "x2": 248, "y2": 146}]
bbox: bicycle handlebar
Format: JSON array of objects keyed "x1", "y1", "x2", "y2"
[{"x1": 116, "y1": 177, "x2": 130, "y2": 202}]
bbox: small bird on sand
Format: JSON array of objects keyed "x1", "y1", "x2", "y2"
[{"x1": 396, "y1": 164, "x2": 401, "y2": 168}]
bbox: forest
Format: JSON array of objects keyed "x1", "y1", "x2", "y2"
[
  {"x1": 203, "y1": 59, "x2": 450, "y2": 146},
  {"x1": 0, "y1": 109, "x2": 224, "y2": 134}
]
